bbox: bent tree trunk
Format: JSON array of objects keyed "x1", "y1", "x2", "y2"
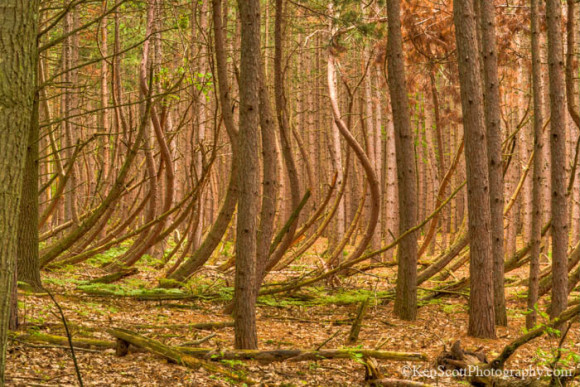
[
  {"x1": 0, "y1": 0, "x2": 39, "y2": 382},
  {"x1": 167, "y1": 0, "x2": 240, "y2": 283}
]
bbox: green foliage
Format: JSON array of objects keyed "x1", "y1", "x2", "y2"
[
  {"x1": 220, "y1": 359, "x2": 244, "y2": 368},
  {"x1": 535, "y1": 344, "x2": 580, "y2": 369}
]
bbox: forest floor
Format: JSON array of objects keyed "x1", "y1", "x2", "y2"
[{"x1": 5, "y1": 238, "x2": 580, "y2": 386}]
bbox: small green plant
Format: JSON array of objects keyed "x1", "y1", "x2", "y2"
[{"x1": 220, "y1": 359, "x2": 244, "y2": 368}]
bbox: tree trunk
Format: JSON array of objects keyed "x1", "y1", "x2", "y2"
[
  {"x1": 527, "y1": 0, "x2": 545, "y2": 330},
  {"x1": 478, "y1": 0, "x2": 507, "y2": 326},
  {"x1": 0, "y1": 0, "x2": 39, "y2": 382},
  {"x1": 387, "y1": 0, "x2": 419, "y2": 321},
  {"x1": 167, "y1": 0, "x2": 240, "y2": 282},
  {"x1": 546, "y1": 0, "x2": 570, "y2": 319},
  {"x1": 17, "y1": 89, "x2": 42, "y2": 290},
  {"x1": 453, "y1": 0, "x2": 496, "y2": 338},
  {"x1": 234, "y1": 0, "x2": 261, "y2": 350}
]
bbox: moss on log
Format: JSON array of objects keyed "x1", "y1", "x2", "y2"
[
  {"x1": 10, "y1": 331, "x2": 115, "y2": 349},
  {"x1": 107, "y1": 328, "x2": 256, "y2": 384},
  {"x1": 176, "y1": 347, "x2": 428, "y2": 362}
]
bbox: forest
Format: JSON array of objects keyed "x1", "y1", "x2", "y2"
[{"x1": 0, "y1": 0, "x2": 579, "y2": 385}]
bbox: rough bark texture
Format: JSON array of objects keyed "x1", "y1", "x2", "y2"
[
  {"x1": 453, "y1": 0, "x2": 496, "y2": 338},
  {"x1": 0, "y1": 0, "x2": 39, "y2": 382},
  {"x1": 387, "y1": 0, "x2": 419, "y2": 321},
  {"x1": 234, "y1": 0, "x2": 261, "y2": 350},
  {"x1": 17, "y1": 90, "x2": 42, "y2": 290},
  {"x1": 478, "y1": 0, "x2": 507, "y2": 327},
  {"x1": 546, "y1": 0, "x2": 569, "y2": 319},
  {"x1": 527, "y1": 0, "x2": 545, "y2": 330}
]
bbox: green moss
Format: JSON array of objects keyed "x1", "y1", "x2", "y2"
[
  {"x1": 158, "y1": 278, "x2": 184, "y2": 289},
  {"x1": 87, "y1": 246, "x2": 129, "y2": 267}
]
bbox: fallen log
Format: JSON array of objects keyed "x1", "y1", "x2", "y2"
[
  {"x1": 435, "y1": 305, "x2": 580, "y2": 386},
  {"x1": 133, "y1": 321, "x2": 234, "y2": 330},
  {"x1": 176, "y1": 347, "x2": 428, "y2": 362},
  {"x1": 490, "y1": 304, "x2": 579, "y2": 370},
  {"x1": 107, "y1": 328, "x2": 256, "y2": 384},
  {"x1": 9, "y1": 331, "x2": 115, "y2": 350},
  {"x1": 363, "y1": 357, "x2": 434, "y2": 386},
  {"x1": 87, "y1": 268, "x2": 139, "y2": 284},
  {"x1": 367, "y1": 379, "x2": 434, "y2": 387}
]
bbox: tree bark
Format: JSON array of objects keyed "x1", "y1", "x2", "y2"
[
  {"x1": 453, "y1": 0, "x2": 496, "y2": 338},
  {"x1": 527, "y1": 0, "x2": 545, "y2": 330},
  {"x1": 387, "y1": 0, "x2": 419, "y2": 321},
  {"x1": 546, "y1": 0, "x2": 570, "y2": 319},
  {"x1": 478, "y1": 0, "x2": 507, "y2": 326},
  {"x1": 234, "y1": 0, "x2": 261, "y2": 350},
  {"x1": 17, "y1": 89, "x2": 42, "y2": 290},
  {"x1": 0, "y1": 0, "x2": 39, "y2": 382}
]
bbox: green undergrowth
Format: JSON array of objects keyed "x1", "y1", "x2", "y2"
[
  {"x1": 86, "y1": 245, "x2": 130, "y2": 267},
  {"x1": 257, "y1": 287, "x2": 392, "y2": 308},
  {"x1": 76, "y1": 282, "x2": 190, "y2": 298}
]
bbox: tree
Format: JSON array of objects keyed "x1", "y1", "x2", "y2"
[
  {"x1": 0, "y1": 0, "x2": 39, "y2": 381},
  {"x1": 387, "y1": 0, "x2": 419, "y2": 321},
  {"x1": 545, "y1": 0, "x2": 569, "y2": 319},
  {"x1": 477, "y1": 0, "x2": 506, "y2": 326},
  {"x1": 233, "y1": 0, "x2": 261, "y2": 350},
  {"x1": 526, "y1": 0, "x2": 545, "y2": 330},
  {"x1": 453, "y1": 0, "x2": 496, "y2": 338},
  {"x1": 17, "y1": 91, "x2": 42, "y2": 290}
]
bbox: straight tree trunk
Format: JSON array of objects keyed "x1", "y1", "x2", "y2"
[
  {"x1": 545, "y1": 0, "x2": 569, "y2": 319},
  {"x1": 478, "y1": 0, "x2": 507, "y2": 326},
  {"x1": 453, "y1": 0, "x2": 496, "y2": 338},
  {"x1": 17, "y1": 89, "x2": 42, "y2": 290},
  {"x1": 0, "y1": 0, "x2": 39, "y2": 382},
  {"x1": 526, "y1": 0, "x2": 545, "y2": 330},
  {"x1": 384, "y1": 84, "x2": 399, "y2": 261},
  {"x1": 566, "y1": 0, "x2": 580, "y2": 247},
  {"x1": 387, "y1": 0, "x2": 419, "y2": 321},
  {"x1": 234, "y1": 0, "x2": 261, "y2": 350}
]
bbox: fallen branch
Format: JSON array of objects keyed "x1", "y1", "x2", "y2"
[
  {"x1": 133, "y1": 321, "x2": 234, "y2": 330},
  {"x1": 86, "y1": 268, "x2": 139, "y2": 284},
  {"x1": 348, "y1": 297, "x2": 370, "y2": 344},
  {"x1": 107, "y1": 328, "x2": 256, "y2": 384},
  {"x1": 176, "y1": 347, "x2": 428, "y2": 363},
  {"x1": 9, "y1": 331, "x2": 114, "y2": 350},
  {"x1": 491, "y1": 304, "x2": 580, "y2": 370},
  {"x1": 367, "y1": 379, "x2": 434, "y2": 387}
]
